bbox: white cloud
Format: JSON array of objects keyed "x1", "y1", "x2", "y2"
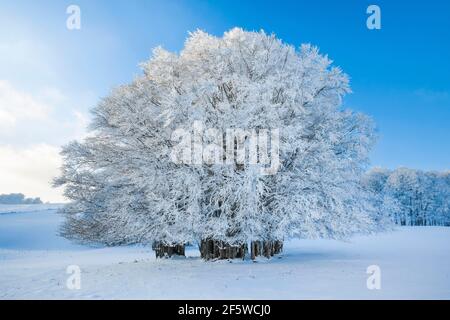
[
  {"x1": 0, "y1": 80, "x2": 91, "y2": 146},
  {"x1": 0, "y1": 81, "x2": 91, "y2": 203},
  {"x1": 0, "y1": 144, "x2": 65, "y2": 203},
  {"x1": 0, "y1": 80, "x2": 50, "y2": 129},
  {"x1": 0, "y1": 22, "x2": 96, "y2": 204}
]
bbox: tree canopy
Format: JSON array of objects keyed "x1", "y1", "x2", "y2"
[{"x1": 55, "y1": 28, "x2": 381, "y2": 249}]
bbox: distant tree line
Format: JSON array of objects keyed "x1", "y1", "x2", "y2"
[
  {"x1": 363, "y1": 168, "x2": 450, "y2": 226},
  {"x1": 0, "y1": 193, "x2": 43, "y2": 205}
]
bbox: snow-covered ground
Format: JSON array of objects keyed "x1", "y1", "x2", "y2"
[
  {"x1": 0, "y1": 205, "x2": 449, "y2": 299},
  {"x1": 0, "y1": 203, "x2": 63, "y2": 215}
]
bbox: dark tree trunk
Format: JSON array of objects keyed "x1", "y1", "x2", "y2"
[
  {"x1": 152, "y1": 241, "x2": 185, "y2": 258},
  {"x1": 250, "y1": 240, "x2": 283, "y2": 260},
  {"x1": 200, "y1": 239, "x2": 247, "y2": 260},
  {"x1": 273, "y1": 240, "x2": 283, "y2": 255}
]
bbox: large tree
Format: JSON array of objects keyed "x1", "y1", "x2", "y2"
[{"x1": 55, "y1": 28, "x2": 381, "y2": 259}]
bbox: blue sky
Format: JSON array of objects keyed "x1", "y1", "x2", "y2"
[{"x1": 0, "y1": 0, "x2": 449, "y2": 201}]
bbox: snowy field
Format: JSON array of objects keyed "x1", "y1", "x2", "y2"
[
  {"x1": 0, "y1": 205, "x2": 449, "y2": 299},
  {"x1": 0, "y1": 204, "x2": 63, "y2": 215}
]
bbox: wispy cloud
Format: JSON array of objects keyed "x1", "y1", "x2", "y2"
[
  {"x1": 0, "y1": 80, "x2": 50, "y2": 129},
  {"x1": 0, "y1": 81, "x2": 90, "y2": 202},
  {"x1": 0, "y1": 80, "x2": 91, "y2": 144},
  {"x1": 0, "y1": 144, "x2": 64, "y2": 203}
]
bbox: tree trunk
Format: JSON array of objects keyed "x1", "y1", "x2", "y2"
[
  {"x1": 152, "y1": 241, "x2": 186, "y2": 258},
  {"x1": 200, "y1": 239, "x2": 247, "y2": 260},
  {"x1": 273, "y1": 240, "x2": 283, "y2": 255},
  {"x1": 250, "y1": 240, "x2": 283, "y2": 260},
  {"x1": 251, "y1": 241, "x2": 256, "y2": 260}
]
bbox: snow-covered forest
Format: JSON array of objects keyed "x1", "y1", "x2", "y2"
[
  {"x1": 364, "y1": 168, "x2": 450, "y2": 226},
  {"x1": 0, "y1": 193, "x2": 43, "y2": 205}
]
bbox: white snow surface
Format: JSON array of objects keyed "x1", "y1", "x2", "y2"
[
  {"x1": 0, "y1": 205, "x2": 449, "y2": 299},
  {"x1": 0, "y1": 204, "x2": 63, "y2": 215}
]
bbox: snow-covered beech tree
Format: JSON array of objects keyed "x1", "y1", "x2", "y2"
[{"x1": 55, "y1": 28, "x2": 382, "y2": 260}]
